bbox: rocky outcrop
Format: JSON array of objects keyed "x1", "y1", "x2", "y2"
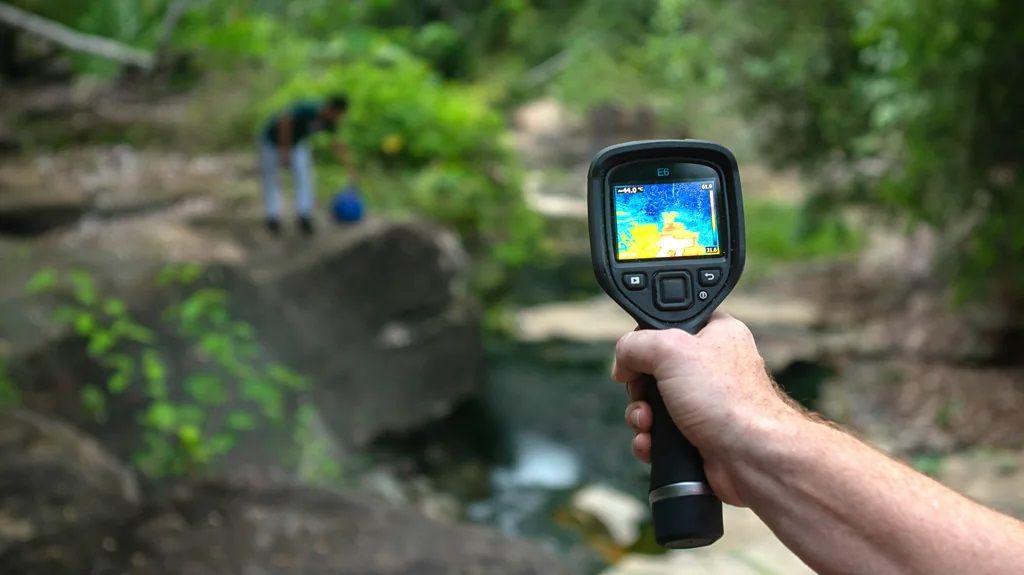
[
  {"x1": 130, "y1": 480, "x2": 567, "y2": 575},
  {"x1": 0, "y1": 151, "x2": 481, "y2": 452},
  {"x1": 0, "y1": 408, "x2": 569, "y2": 575},
  {"x1": 0, "y1": 146, "x2": 243, "y2": 236},
  {"x1": 0, "y1": 408, "x2": 140, "y2": 555},
  {"x1": 238, "y1": 219, "x2": 480, "y2": 446},
  {"x1": 6, "y1": 479, "x2": 571, "y2": 575}
]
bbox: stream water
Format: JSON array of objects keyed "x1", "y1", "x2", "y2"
[
  {"x1": 473, "y1": 338, "x2": 648, "y2": 512},
  {"x1": 381, "y1": 335, "x2": 655, "y2": 572}
]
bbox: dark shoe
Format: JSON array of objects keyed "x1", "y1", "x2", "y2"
[
  {"x1": 298, "y1": 215, "x2": 315, "y2": 235},
  {"x1": 266, "y1": 217, "x2": 281, "y2": 235}
]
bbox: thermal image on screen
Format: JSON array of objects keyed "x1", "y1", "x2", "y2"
[{"x1": 614, "y1": 180, "x2": 720, "y2": 260}]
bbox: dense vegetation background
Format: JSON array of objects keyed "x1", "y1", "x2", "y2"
[
  {"x1": 1, "y1": 1, "x2": 1022, "y2": 572},
  {"x1": 5, "y1": 0, "x2": 1022, "y2": 305}
]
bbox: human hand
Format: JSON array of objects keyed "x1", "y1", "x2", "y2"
[{"x1": 612, "y1": 312, "x2": 801, "y2": 506}]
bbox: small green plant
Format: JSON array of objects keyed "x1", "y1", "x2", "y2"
[
  {"x1": 292, "y1": 402, "x2": 345, "y2": 486},
  {"x1": 0, "y1": 359, "x2": 18, "y2": 406},
  {"x1": 26, "y1": 265, "x2": 310, "y2": 477},
  {"x1": 28, "y1": 268, "x2": 157, "y2": 422},
  {"x1": 911, "y1": 453, "x2": 945, "y2": 478},
  {"x1": 935, "y1": 398, "x2": 964, "y2": 432}
]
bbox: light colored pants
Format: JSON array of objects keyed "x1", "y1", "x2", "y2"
[{"x1": 259, "y1": 140, "x2": 314, "y2": 219}]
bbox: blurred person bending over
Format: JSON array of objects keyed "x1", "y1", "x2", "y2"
[
  {"x1": 614, "y1": 313, "x2": 1024, "y2": 574},
  {"x1": 259, "y1": 95, "x2": 349, "y2": 235}
]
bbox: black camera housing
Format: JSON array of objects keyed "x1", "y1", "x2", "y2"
[
  {"x1": 588, "y1": 139, "x2": 746, "y2": 548},
  {"x1": 589, "y1": 140, "x2": 745, "y2": 332}
]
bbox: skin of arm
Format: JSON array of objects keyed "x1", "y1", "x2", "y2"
[
  {"x1": 276, "y1": 116, "x2": 293, "y2": 167},
  {"x1": 613, "y1": 312, "x2": 1024, "y2": 574},
  {"x1": 324, "y1": 109, "x2": 356, "y2": 180},
  {"x1": 333, "y1": 139, "x2": 358, "y2": 180}
]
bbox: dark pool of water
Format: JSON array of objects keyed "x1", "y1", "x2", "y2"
[{"x1": 378, "y1": 336, "x2": 653, "y2": 572}]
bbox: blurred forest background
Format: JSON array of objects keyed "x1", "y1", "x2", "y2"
[{"x1": 0, "y1": 1, "x2": 1022, "y2": 574}]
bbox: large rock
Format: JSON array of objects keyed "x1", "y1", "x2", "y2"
[
  {"x1": 0, "y1": 410, "x2": 569, "y2": 575},
  {"x1": 132, "y1": 479, "x2": 568, "y2": 575},
  {"x1": 2, "y1": 477, "x2": 570, "y2": 575},
  {"x1": 0, "y1": 408, "x2": 139, "y2": 556},
  {"x1": 570, "y1": 484, "x2": 646, "y2": 548},
  {"x1": 1, "y1": 182, "x2": 480, "y2": 453},
  {"x1": 235, "y1": 218, "x2": 480, "y2": 445},
  {"x1": 0, "y1": 146, "x2": 245, "y2": 237}
]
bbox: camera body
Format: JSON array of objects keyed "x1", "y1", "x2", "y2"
[
  {"x1": 589, "y1": 140, "x2": 745, "y2": 331},
  {"x1": 588, "y1": 139, "x2": 746, "y2": 548}
]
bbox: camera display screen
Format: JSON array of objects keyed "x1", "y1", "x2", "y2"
[{"x1": 614, "y1": 179, "x2": 721, "y2": 260}]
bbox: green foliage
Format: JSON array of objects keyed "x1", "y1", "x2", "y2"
[
  {"x1": 14, "y1": 1, "x2": 544, "y2": 294},
  {"x1": 11, "y1": 0, "x2": 174, "y2": 76},
  {"x1": 0, "y1": 359, "x2": 18, "y2": 406},
  {"x1": 34, "y1": 268, "x2": 157, "y2": 423},
  {"x1": 182, "y1": 9, "x2": 541, "y2": 291},
  {"x1": 26, "y1": 265, "x2": 310, "y2": 477},
  {"x1": 492, "y1": 0, "x2": 1023, "y2": 305},
  {"x1": 745, "y1": 200, "x2": 863, "y2": 265},
  {"x1": 911, "y1": 453, "x2": 945, "y2": 478},
  {"x1": 25, "y1": 269, "x2": 58, "y2": 294},
  {"x1": 80, "y1": 384, "x2": 107, "y2": 421},
  {"x1": 292, "y1": 402, "x2": 345, "y2": 486},
  {"x1": 666, "y1": 0, "x2": 1024, "y2": 303},
  {"x1": 20, "y1": 0, "x2": 1021, "y2": 305}
]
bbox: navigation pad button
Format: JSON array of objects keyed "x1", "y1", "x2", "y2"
[{"x1": 654, "y1": 272, "x2": 692, "y2": 310}]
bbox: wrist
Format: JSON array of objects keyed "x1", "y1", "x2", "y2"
[{"x1": 717, "y1": 402, "x2": 813, "y2": 465}]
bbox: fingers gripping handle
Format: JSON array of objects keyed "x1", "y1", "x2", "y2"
[{"x1": 645, "y1": 376, "x2": 723, "y2": 548}]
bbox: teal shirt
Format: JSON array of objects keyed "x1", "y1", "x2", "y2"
[{"x1": 262, "y1": 100, "x2": 336, "y2": 144}]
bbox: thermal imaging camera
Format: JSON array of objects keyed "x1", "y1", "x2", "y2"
[{"x1": 588, "y1": 140, "x2": 745, "y2": 548}]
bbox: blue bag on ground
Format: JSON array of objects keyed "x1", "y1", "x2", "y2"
[{"x1": 331, "y1": 184, "x2": 364, "y2": 223}]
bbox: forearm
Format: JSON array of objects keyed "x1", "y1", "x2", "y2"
[
  {"x1": 276, "y1": 119, "x2": 293, "y2": 155},
  {"x1": 334, "y1": 140, "x2": 349, "y2": 165},
  {"x1": 729, "y1": 413, "x2": 1024, "y2": 574}
]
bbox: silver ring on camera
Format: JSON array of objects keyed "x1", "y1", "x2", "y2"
[{"x1": 649, "y1": 481, "x2": 711, "y2": 505}]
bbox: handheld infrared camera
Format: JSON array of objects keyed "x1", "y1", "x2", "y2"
[{"x1": 588, "y1": 140, "x2": 745, "y2": 548}]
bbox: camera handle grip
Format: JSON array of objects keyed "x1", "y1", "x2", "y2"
[{"x1": 644, "y1": 374, "x2": 723, "y2": 548}]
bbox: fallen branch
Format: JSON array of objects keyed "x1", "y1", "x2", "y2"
[
  {"x1": 155, "y1": 0, "x2": 190, "y2": 57},
  {"x1": 0, "y1": 2, "x2": 154, "y2": 70}
]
